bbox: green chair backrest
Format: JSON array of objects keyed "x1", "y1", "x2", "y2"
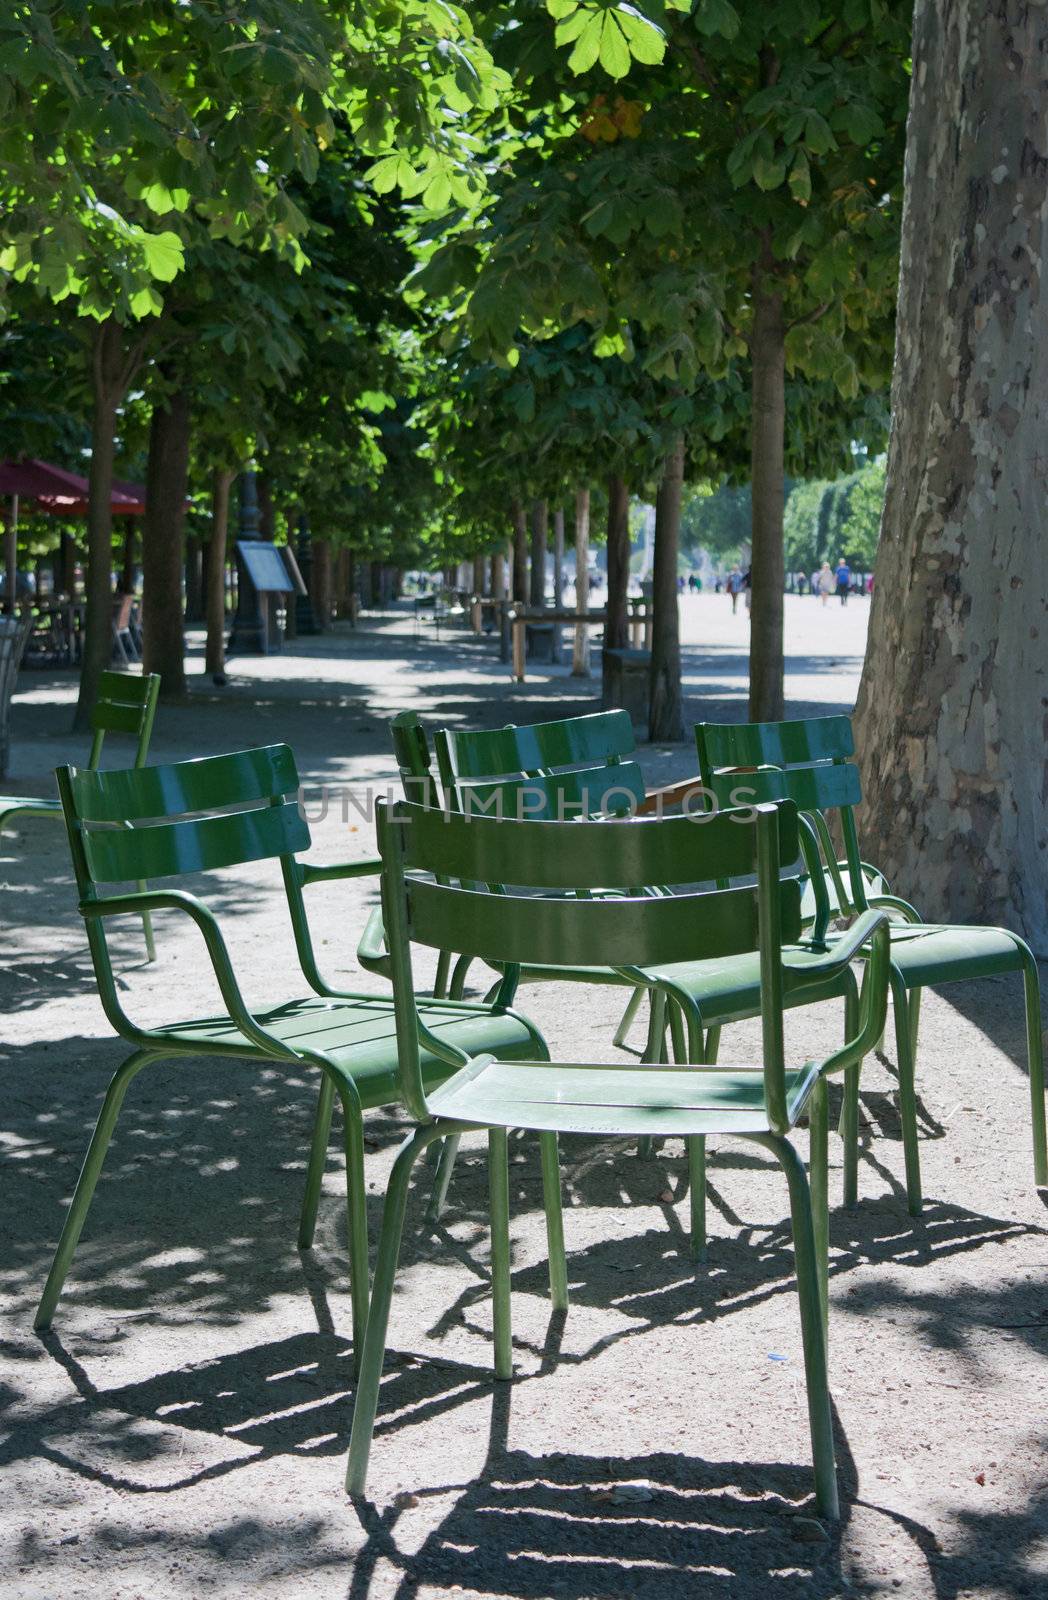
[
  {"x1": 56, "y1": 745, "x2": 313, "y2": 1029},
  {"x1": 434, "y1": 708, "x2": 644, "y2": 819},
  {"x1": 377, "y1": 797, "x2": 802, "y2": 1130},
  {"x1": 87, "y1": 670, "x2": 161, "y2": 770},
  {"x1": 695, "y1": 716, "x2": 866, "y2": 933}
]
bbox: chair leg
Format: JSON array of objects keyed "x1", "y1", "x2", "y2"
[
  {"x1": 488, "y1": 1128, "x2": 513, "y2": 1379},
  {"x1": 841, "y1": 980, "x2": 860, "y2": 1209},
  {"x1": 35, "y1": 1051, "x2": 158, "y2": 1331},
  {"x1": 704, "y1": 1025, "x2": 722, "y2": 1064},
  {"x1": 637, "y1": 990, "x2": 666, "y2": 1160},
  {"x1": 687, "y1": 1137, "x2": 707, "y2": 1263},
  {"x1": 448, "y1": 954, "x2": 473, "y2": 1000},
  {"x1": 764, "y1": 1132, "x2": 839, "y2": 1521},
  {"x1": 908, "y1": 986, "x2": 922, "y2": 1061},
  {"x1": 136, "y1": 880, "x2": 156, "y2": 963},
  {"x1": 1021, "y1": 953, "x2": 1047, "y2": 1185},
  {"x1": 539, "y1": 1131, "x2": 568, "y2": 1311},
  {"x1": 335, "y1": 1076, "x2": 371, "y2": 1368},
  {"x1": 425, "y1": 1134, "x2": 461, "y2": 1222},
  {"x1": 345, "y1": 1124, "x2": 443, "y2": 1495},
  {"x1": 808, "y1": 1076, "x2": 830, "y2": 1340},
  {"x1": 891, "y1": 970, "x2": 923, "y2": 1216},
  {"x1": 298, "y1": 1072, "x2": 335, "y2": 1249},
  {"x1": 612, "y1": 985, "x2": 645, "y2": 1048},
  {"x1": 433, "y1": 950, "x2": 452, "y2": 999}
]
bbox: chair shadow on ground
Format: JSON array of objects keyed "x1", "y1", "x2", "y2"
[{"x1": 5, "y1": 1062, "x2": 1046, "y2": 1587}]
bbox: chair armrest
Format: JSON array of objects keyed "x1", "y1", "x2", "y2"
[
  {"x1": 868, "y1": 892, "x2": 923, "y2": 924},
  {"x1": 356, "y1": 904, "x2": 392, "y2": 979},
  {"x1": 81, "y1": 890, "x2": 303, "y2": 1062},
  {"x1": 635, "y1": 777, "x2": 707, "y2": 815},
  {"x1": 785, "y1": 907, "x2": 890, "y2": 977},
  {"x1": 300, "y1": 857, "x2": 383, "y2": 886},
  {"x1": 813, "y1": 911, "x2": 891, "y2": 1076}
]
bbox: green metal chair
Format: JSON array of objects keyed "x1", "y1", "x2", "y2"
[
  {"x1": 695, "y1": 715, "x2": 1047, "y2": 1215},
  {"x1": 412, "y1": 707, "x2": 876, "y2": 1221},
  {"x1": 345, "y1": 796, "x2": 890, "y2": 1514},
  {"x1": 34, "y1": 744, "x2": 558, "y2": 1365},
  {"x1": 1, "y1": 668, "x2": 161, "y2": 959}
]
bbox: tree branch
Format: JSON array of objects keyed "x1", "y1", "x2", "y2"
[{"x1": 786, "y1": 301, "x2": 832, "y2": 332}]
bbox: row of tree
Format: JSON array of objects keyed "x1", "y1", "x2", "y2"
[{"x1": 1, "y1": 1, "x2": 907, "y2": 742}]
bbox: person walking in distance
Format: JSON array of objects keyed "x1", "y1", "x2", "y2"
[
  {"x1": 817, "y1": 561, "x2": 834, "y2": 606},
  {"x1": 834, "y1": 555, "x2": 851, "y2": 607},
  {"x1": 727, "y1": 564, "x2": 743, "y2": 615}
]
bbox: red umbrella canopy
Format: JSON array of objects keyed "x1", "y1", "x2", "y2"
[{"x1": 0, "y1": 458, "x2": 145, "y2": 515}]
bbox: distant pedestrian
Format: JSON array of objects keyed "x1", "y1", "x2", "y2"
[
  {"x1": 834, "y1": 556, "x2": 851, "y2": 606},
  {"x1": 727, "y1": 565, "x2": 743, "y2": 614},
  {"x1": 743, "y1": 568, "x2": 752, "y2": 613},
  {"x1": 810, "y1": 569, "x2": 820, "y2": 598},
  {"x1": 817, "y1": 562, "x2": 834, "y2": 606}
]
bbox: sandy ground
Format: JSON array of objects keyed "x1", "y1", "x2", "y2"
[{"x1": 1, "y1": 597, "x2": 1046, "y2": 1600}]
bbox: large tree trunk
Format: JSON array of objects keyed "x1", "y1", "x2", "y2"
[
  {"x1": 855, "y1": 0, "x2": 1048, "y2": 949},
  {"x1": 312, "y1": 539, "x2": 333, "y2": 626},
  {"x1": 749, "y1": 273, "x2": 786, "y2": 722},
  {"x1": 75, "y1": 320, "x2": 145, "y2": 729},
  {"x1": 572, "y1": 486, "x2": 591, "y2": 676},
  {"x1": 205, "y1": 467, "x2": 233, "y2": 681},
  {"x1": 511, "y1": 498, "x2": 528, "y2": 602},
  {"x1": 649, "y1": 434, "x2": 685, "y2": 741},
  {"x1": 529, "y1": 499, "x2": 548, "y2": 608},
  {"x1": 141, "y1": 385, "x2": 192, "y2": 698},
  {"x1": 604, "y1": 474, "x2": 630, "y2": 651}
]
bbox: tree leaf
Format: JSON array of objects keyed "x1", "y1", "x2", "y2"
[{"x1": 140, "y1": 230, "x2": 184, "y2": 283}]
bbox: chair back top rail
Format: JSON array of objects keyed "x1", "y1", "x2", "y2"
[{"x1": 436, "y1": 708, "x2": 635, "y2": 784}]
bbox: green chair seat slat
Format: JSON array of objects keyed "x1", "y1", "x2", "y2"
[
  {"x1": 704, "y1": 761, "x2": 861, "y2": 814},
  {"x1": 699, "y1": 715, "x2": 854, "y2": 770},
  {"x1": 427, "y1": 1057, "x2": 819, "y2": 1136},
  {"x1": 406, "y1": 877, "x2": 802, "y2": 967},
  {"x1": 456, "y1": 760, "x2": 646, "y2": 820},
  {"x1": 83, "y1": 799, "x2": 308, "y2": 882},
  {"x1": 439, "y1": 709, "x2": 634, "y2": 781},
  {"x1": 72, "y1": 744, "x2": 299, "y2": 823},
  {"x1": 152, "y1": 996, "x2": 538, "y2": 1108},
  {"x1": 397, "y1": 798, "x2": 798, "y2": 889}
]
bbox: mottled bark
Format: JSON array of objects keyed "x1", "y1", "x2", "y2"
[
  {"x1": 604, "y1": 474, "x2": 630, "y2": 652},
  {"x1": 649, "y1": 434, "x2": 685, "y2": 742},
  {"x1": 141, "y1": 385, "x2": 192, "y2": 698},
  {"x1": 205, "y1": 467, "x2": 233, "y2": 680},
  {"x1": 749, "y1": 276, "x2": 786, "y2": 722},
  {"x1": 855, "y1": 0, "x2": 1048, "y2": 950}
]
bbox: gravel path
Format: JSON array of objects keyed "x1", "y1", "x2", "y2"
[{"x1": 1, "y1": 600, "x2": 1045, "y2": 1599}]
